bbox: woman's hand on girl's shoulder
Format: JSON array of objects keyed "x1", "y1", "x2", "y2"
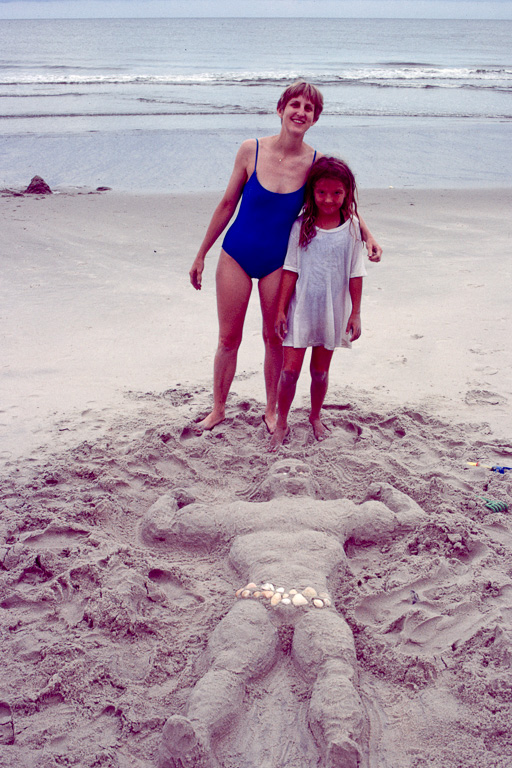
[{"x1": 365, "y1": 236, "x2": 382, "y2": 262}]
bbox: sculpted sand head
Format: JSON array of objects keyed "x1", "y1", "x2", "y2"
[{"x1": 263, "y1": 459, "x2": 316, "y2": 498}]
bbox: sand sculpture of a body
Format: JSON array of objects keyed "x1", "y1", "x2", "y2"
[{"x1": 139, "y1": 460, "x2": 425, "y2": 768}]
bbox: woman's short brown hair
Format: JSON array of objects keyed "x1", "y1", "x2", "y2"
[{"x1": 277, "y1": 81, "x2": 324, "y2": 122}]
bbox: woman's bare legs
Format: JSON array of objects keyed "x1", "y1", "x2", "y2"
[
  {"x1": 258, "y1": 267, "x2": 286, "y2": 433},
  {"x1": 309, "y1": 346, "x2": 334, "y2": 441},
  {"x1": 194, "y1": 251, "x2": 252, "y2": 432},
  {"x1": 269, "y1": 347, "x2": 306, "y2": 451}
]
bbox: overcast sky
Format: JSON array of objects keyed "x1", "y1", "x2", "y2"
[{"x1": 0, "y1": 0, "x2": 511, "y2": 19}]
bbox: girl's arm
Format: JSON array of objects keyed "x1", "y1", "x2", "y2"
[
  {"x1": 189, "y1": 140, "x2": 254, "y2": 290},
  {"x1": 357, "y1": 214, "x2": 382, "y2": 263},
  {"x1": 275, "y1": 269, "x2": 298, "y2": 341},
  {"x1": 346, "y1": 276, "x2": 363, "y2": 341}
]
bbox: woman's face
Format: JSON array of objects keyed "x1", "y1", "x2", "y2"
[{"x1": 278, "y1": 94, "x2": 317, "y2": 133}]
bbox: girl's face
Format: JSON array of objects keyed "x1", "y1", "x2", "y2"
[
  {"x1": 313, "y1": 177, "x2": 347, "y2": 216},
  {"x1": 278, "y1": 94, "x2": 317, "y2": 132}
]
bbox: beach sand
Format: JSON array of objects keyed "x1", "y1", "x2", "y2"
[{"x1": 1, "y1": 186, "x2": 511, "y2": 767}]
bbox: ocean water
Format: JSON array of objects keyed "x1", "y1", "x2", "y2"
[{"x1": 0, "y1": 17, "x2": 510, "y2": 191}]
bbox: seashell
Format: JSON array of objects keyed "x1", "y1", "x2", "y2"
[
  {"x1": 281, "y1": 598, "x2": 291, "y2": 605},
  {"x1": 323, "y1": 597, "x2": 332, "y2": 608},
  {"x1": 319, "y1": 592, "x2": 329, "y2": 599},
  {"x1": 245, "y1": 583, "x2": 257, "y2": 590},
  {"x1": 282, "y1": 593, "x2": 289, "y2": 599},
  {"x1": 312, "y1": 598, "x2": 324, "y2": 608},
  {"x1": 261, "y1": 583, "x2": 274, "y2": 592},
  {"x1": 261, "y1": 590, "x2": 274, "y2": 599},
  {"x1": 253, "y1": 591, "x2": 261, "y2": 599},
  {"x1": 235, "y1": 588, "x2": 244, "y2": 598},
  {"x1": 270, "y1": 593, "x2": 282, "y2": 607},
  {"x1": 303, "y1": 587, "x2": 318, "y2": 598},
  {"x1": 292, "y1": 594, "x2": 308, "y2": 607},
  {"x1": 289, "y1": 589, "x2": 298, "y2": 596},
  {"x1": 276, "y1": 587, "x2": 285, "y2": 594},
  {"x1": 241, "y1": 590, "x2": 252, "y2": 598}
]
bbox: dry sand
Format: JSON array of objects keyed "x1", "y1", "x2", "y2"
[{"x1": 0, "y1": 186, "x2": 511, "y2": 767}]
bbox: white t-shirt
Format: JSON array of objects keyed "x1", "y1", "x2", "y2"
[{"x1": 282, "y1": 217, "x2": 367, "y2": 350}]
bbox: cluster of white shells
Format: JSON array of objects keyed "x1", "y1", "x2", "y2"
[{"x1": 235, "y1": 582, "x2": 331, "y2": 609}]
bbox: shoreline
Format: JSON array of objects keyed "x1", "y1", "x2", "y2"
[{"x1": 1, "y1": 116, "x2": 511, "y2": 193}]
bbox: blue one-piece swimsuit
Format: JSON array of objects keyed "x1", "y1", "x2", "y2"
[{"x1": 222, "y1": 139, "x2": 316, "y2": 280}]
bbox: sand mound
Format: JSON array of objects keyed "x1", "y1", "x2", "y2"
[{"x1": 1, "y1": 387, "x2": 511, "y2": 767}]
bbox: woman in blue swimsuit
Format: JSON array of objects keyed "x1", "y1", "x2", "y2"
[{"x1": 189, "y1": 81, "x2": 382, "y2": 433}]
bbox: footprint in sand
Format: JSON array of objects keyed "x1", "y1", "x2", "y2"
[
  {"x1": 377, "y1": 415, "x2": 407, "y2": 438},
  {"x1": 148, "y1": 568, "x2": 205, "y2": 608},
  {"x1": 20, "y1": 524, "x2": 90, "y2": 549},
  {"x1": 0, "y1": 702, "x2": 14, "y2": 745},
  {"x1": 354, "y1": 581, "x2": 494, "y2": 655},
  {"x1": 179, "y1": 425, "x2": 202, "y2": 441},
  {"x1": 51, "y1": 704, "x2": 123, "y2": 757},
  {"x1": 109, "y1": 645, "x2": 155, "y2": 682},
  {"x1": 389, "y1": 355, "x2": 408, "y2": 366},
  {"x1": 465, "y1": 389, "x2": 506, "y2": 406}
]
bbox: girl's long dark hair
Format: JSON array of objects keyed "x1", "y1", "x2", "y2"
[{"x1": 300, "y1": 156, "x2": 359, "y2": 249}]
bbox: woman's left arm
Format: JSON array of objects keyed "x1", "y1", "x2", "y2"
[{"x1": 357, "y1": 213, "x2": 382, "y2": 262}]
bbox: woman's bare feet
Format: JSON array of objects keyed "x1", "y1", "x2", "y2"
[
  {"x1": 193, "y1": 410, "x2": 225, "y2": 433},
  {"x1": 268, "y1": 424, "x2": 290, "y2": 452},
  {"x1": 310, "y1": 417, "x2": 331, "y2": 442}
]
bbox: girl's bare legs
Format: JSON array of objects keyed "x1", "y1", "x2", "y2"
[
  {"x1": 194, "y1": 251, "x2": 252, "y2": 431},
  {"x1": 258, "y1": 267, "x2": 286, "y2": 433},
  {"x1": 309, "y1": 346, "x2": 334, "y2": 441},
  {"x1": 269, "y1": 347, "x2": 306, "y2": 451}
]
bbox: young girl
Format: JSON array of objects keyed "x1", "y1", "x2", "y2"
[{"x1": 270, "y1": 156, "x2": 367, "y2": 450}]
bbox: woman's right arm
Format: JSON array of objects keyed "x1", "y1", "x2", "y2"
[{"x1": 189, "y1": 140, "x2": 254, "y2": 290}]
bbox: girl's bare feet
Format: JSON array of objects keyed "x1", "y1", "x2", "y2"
[
  {"x1": 262, "y1": 412, "x2": 277, "y2": 435},
  {"x1": 269, "y1": 424, "x2": 290, "y2": 452},
  {"x1": 310, "y1": 417, "x2": 331, "y2": 442}
]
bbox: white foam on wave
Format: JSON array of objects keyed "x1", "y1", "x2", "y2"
[{"x1": 1, "y1": 65, "x2": 511, "y2": 89}]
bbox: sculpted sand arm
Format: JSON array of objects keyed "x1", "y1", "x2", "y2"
[
  {"x1": 333, "y1": 482, "x2": 425, "y2": 545},
  {"x1": 139, "y1": 493, "x2": 232, "y2": 550}
]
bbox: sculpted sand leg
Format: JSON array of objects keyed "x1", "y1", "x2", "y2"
[
  {"x1": 293, "y1": 611, "x2": 365, "y2": 768},
  {"x1": 159, "y1": 601, "x2": 278, "y2": 768}
]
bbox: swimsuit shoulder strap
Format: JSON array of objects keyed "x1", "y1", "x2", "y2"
[
  {"x1": 311, "y1": 150, "x2": 317, "y2": 165},
  {"x1": 254, "y1": 139, "x2": 259, "y2": 173}
]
